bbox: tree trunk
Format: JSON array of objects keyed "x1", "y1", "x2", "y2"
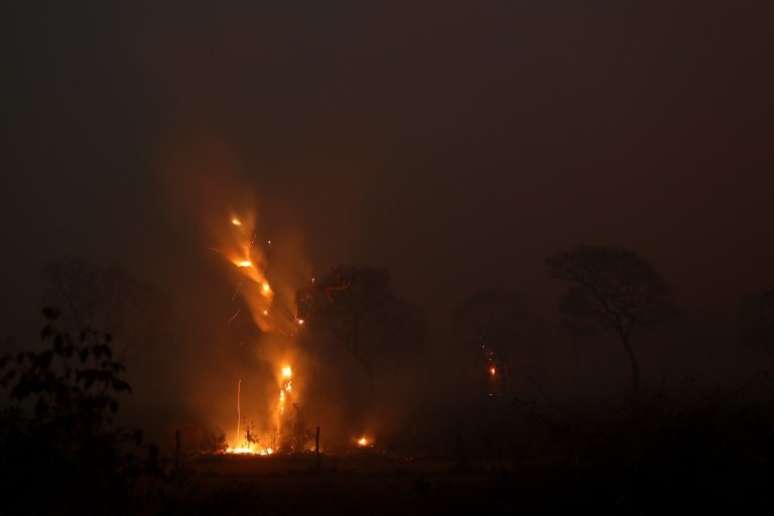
[
  {"x1": 620, "y1": 331, "x2": 640, "y2": 400},
  {"x1": 314, "y1": 426, "x2": 321, "y2": 471},
  {"x1": 351, "y1": 314, "x2": 375, "y2": 396}
]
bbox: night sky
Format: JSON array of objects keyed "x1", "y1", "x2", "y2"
[{"x1": 3, "y1": 2, "x2": 774, "y2": 420}]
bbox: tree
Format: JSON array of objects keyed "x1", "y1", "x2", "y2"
[
  {"x1": 546, "y1": 245, "x2": 673, "y2": 398},
  {"x1": 453, "y1": 289, "x2": 531, "y2": 396},
  {"x1": 43, "y1": 257, "x2": 172, "y2": 357},
  {"x1": 0, "y1": 308, "x2": 149, "y2": 514},
  {"x1": 739, "y1": 288, "x2": 774, "y2": 361},
  {"x1": 296, "y1": 266, "x2": 422, "y2": 393}
]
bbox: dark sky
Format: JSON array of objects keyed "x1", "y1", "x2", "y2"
[{"x1": 2, "y1": 1, "x2": 774, "y2": 392}]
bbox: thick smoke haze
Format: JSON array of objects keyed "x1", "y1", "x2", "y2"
[{"x1": 2, "y1": 1, "x2": 774, "y2": 447}]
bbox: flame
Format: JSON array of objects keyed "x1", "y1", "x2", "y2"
[
  {"x1": 356, "y1": 436, "x2": 371, "y2": 447},
  {"x1": 278, "y1": 365, "x2": 293, "y2": 417},
  {"x1": 227, "y1": 361, "x2": 297, "y2": 455},
  {"x1": 217, "y1": 213, "x2": 309, "y2": 456},
  {"x1": 225, "y1": 445, "x2": 274, "y2": 456},
  {"x1": 219, "y1": 213, "x2": 276, "y2": 331}
]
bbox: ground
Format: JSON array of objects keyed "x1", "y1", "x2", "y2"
[{"x1": 126, "y1": 451, "x2": 774, "y2": 515}]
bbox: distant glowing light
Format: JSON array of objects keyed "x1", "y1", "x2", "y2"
[
  {"x1": 281, "y1": 366, "x2": 293, "y2": 379},
  {"x1": 297, "y1": 318, "x2": 305, "y2": 326},
  {"x1": 489, "y1": 366, "x2": 496, "y2": 377},
  {"x1": 263, "y1": 309, "x2": 269, "y2": 316},
  {"x1": 231, "y1": 218, "x2": 242, "y2": 226},
  {"x1": 236, "y1": 260, "x2": 252, "y2": 268},
  {"x1": 261, "y1": 282, "x2": 272, "y2": 296},
  {"x1": 357, "y1": 436, "x2": 370, "y2": 447}
]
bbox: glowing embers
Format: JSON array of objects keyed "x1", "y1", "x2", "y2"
[
  {"x1": 225, "y1": 445, "x2": 275, "y2": 456},
  {"x1": 356, "y1": 435, "x2": 373, "y2": 448}
]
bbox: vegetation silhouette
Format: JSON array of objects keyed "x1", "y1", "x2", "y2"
[
  {"x1": 547, "y1": 245, "x2": 674, "y2": 399},
  {"x1": 0, "y1": 307, "x2": 157, "y2": 515},
  {"x1": 739, "y1": 287, "x2": 774, "y2": 363},
  {"x1": 296, "y1": 265, "x2": 424, "y2": 395}
]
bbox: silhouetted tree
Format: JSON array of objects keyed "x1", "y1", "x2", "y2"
[
  {"x1": 547, "y1": 245, "x2": 673, "y2": 398},
  {"x1": 296, "y1": 266, "x2": 423, "y2": 393},
  {"x1": 739, "y1": 287, "x2": 774, "y2": 363},
  {"x1": 0, "y1": 308, "x2": 147, "y2": 514},
  {"x1": 43, "y1": 257, "x2": 172, "y2": 356}
]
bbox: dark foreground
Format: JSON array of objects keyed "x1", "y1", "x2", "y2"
[{"x1": 123, "y1": 452, "x2": 773, "y2": 516}]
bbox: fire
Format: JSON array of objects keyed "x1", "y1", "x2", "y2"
[
  {"x1": 217, "y1": 214, "x2": 309, "y2": 456},
  {"x1": 226, "y1": 362, "x2": 297, "y2": 456},
  {"x1": 356, "y1": 436, "x2": 371, "y2": 447},
  {"x1": 225, "y1": 445, "x2": 274, "y2": 456},
  {"x1": 278, "y1": 365, "x2": 293, "y2": 417},
  {"x1": 220, "y1": 213, "x2": 277, "y2": 330}
]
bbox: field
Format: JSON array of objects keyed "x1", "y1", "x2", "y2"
[
  {"x1": 125, "y1": 447, "x2": 774, "y2": 515},
  {"x1": 134, "y1": 453, "x2": 537, "y2": 515}
]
